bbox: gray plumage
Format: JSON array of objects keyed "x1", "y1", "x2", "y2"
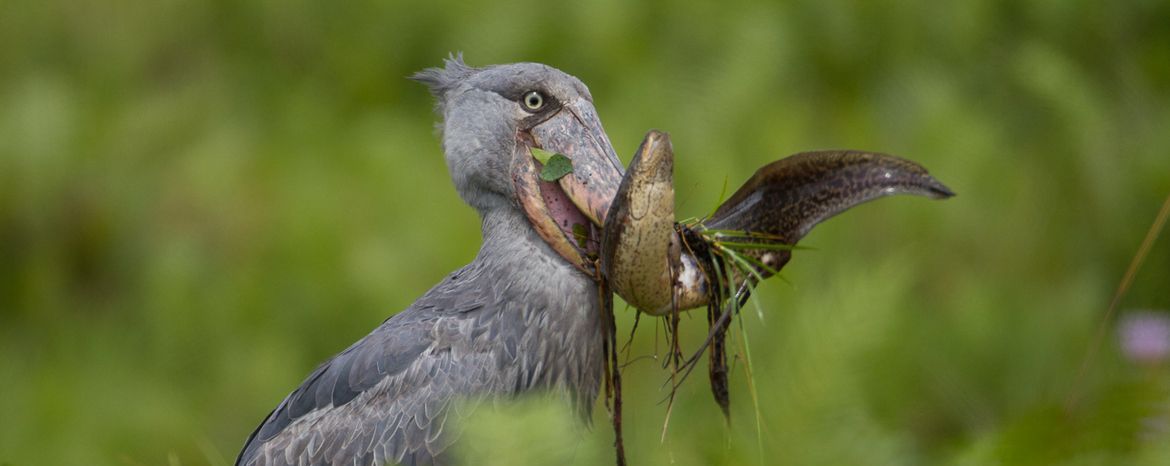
[{"x1": 236, "y1": 57, "x2": 606, "y2": 466}]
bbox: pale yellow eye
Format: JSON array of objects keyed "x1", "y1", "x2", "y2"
[{"x1": 522, "y1": 91, "x2": 544, "y2": 111}]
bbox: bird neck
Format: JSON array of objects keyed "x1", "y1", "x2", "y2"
[
  {"x1": 470, "y1": 205, "x2": 605, "y2": 416},
  {"x1": 475, "y1": 206, "x2": 583, "y2": 277}
]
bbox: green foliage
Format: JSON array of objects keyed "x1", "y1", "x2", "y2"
[
  {"x1": 531, "y1": 147, "x2": 574, "y2": 181},
  {"x1": 539, "y1": 153, "x2": 575, "y2": 182},
  {"x1": 1, "y1": 0, "x2": 1169, "y2": 465},
  {"x1": 530, "y1": 147, "x2": 556, "y2": 165}
]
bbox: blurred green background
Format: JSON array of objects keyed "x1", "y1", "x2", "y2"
[{"x1": 2, "y1": 0, "x2": 1169, "y2": 464}]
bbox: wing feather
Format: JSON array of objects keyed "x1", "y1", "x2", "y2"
[{"x1": 237, "y1": 266, "x2": 497, "y2": 466}]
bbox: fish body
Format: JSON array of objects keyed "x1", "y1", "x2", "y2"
[{"x1": 601, "y1": 131, "x2": 955, "y2": 316}]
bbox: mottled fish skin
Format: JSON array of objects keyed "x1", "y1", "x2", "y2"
[
  {"x1": 601, "y1": 130, "x2": 677, "y2": 314},
  {"x1": 707, "y1": 150, "x2": 955, "y2": 240},
  {"x1": 703, "y1": 150, "x2": 955, "y2": 273},
  {"x1": 601, "y1": 139, "x2": 954, "y2": 316}
]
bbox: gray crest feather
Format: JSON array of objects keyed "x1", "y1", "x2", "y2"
[{"x1": 410, "y1": 53, "x2": 478, "y2": 112}]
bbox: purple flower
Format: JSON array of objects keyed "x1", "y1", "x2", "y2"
[{"x1": 1119, "y1": 310, "x2": 1170, "y2": 364}]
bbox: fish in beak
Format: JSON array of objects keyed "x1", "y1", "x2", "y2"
[
  {"x1": 512, "y1": 94, "x2": 955, "y2": 311},
  {"x1": 512, "y1": 98, "x2": 626, "y2": 274},
  {"x1": 600, "y1": 130, "x2": 955, "y2": 315}
]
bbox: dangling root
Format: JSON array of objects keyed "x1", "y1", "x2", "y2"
[{"x1": 597, "y1": 270, "x2": 627, "y2": 466}]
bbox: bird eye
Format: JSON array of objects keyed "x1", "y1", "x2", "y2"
[{"x1": 522, "y1": 91, "x2": 545, "y2": 111}]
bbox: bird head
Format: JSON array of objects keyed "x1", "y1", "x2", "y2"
[{"x1": 413, "y1": 56, "x2": 624, "y2": 274}]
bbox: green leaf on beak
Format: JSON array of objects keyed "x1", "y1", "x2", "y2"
[
  {"x1": 539, "y1": 153, "x2": 574, "y2": 182},
  {"x1": 530, "y1": 147, "x2": 555, "y2": 165}
]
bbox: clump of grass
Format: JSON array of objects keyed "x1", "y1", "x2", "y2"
[{"x1": 650, "y1": 218, "x2": 807, "y2": 449}]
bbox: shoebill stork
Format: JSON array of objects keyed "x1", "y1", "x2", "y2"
[
  {"x1": 236, "y1": 56, "x2": 954, "y2": 466},
  {"x1": 236, "y1": 57, "x2": 626, "y2": 466}
]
